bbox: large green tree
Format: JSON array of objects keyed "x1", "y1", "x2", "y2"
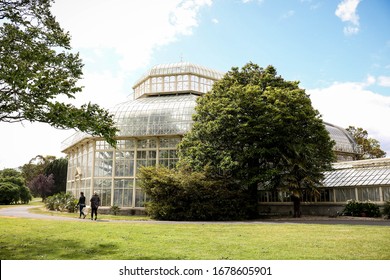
[
  {"x1": 0, "y1": 0, "x2": 117, "y2": 146},
  {"x1": 178, "y1": 63, "x2": 335, "y2": 217},
  {"x1": 346, "y1": 126, "x2": 386, "y2": 159}
]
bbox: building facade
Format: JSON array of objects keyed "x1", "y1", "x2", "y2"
[{"x1": 62, "y1": 62, "x2": 388, "y2": 214}]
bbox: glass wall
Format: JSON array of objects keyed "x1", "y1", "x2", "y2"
[
  {"x1": 133, "y1": 62, "x2": 224, "y2": 99},
  {"x1": 66, "y1": 137, "x2": 181, "y2": 208}
]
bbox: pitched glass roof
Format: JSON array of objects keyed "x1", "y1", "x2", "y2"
[{"x1": 323, "y1": 158, "x2": 390, "y2": 187}]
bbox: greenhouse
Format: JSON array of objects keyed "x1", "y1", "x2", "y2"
[
  {"x1": 258, "y1": 158, "x2": 390, "y2": 215},
  {"x1": 62, "y1": 62, "x2": 389, "y2": 214}
]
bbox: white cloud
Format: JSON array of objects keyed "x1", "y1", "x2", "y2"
[
  {"x1": 365, "y1": 75, "x2": 376, "y2": 86},
  {"x1": 49, "y1": 0, "x2": 213, "y2": 108},
  {"x1": 378, "y1": 76, "x2": 390, "y2": 87},
  {"x1": 52, "y1": 0, "x2": 212, "y2": 73},
  {"x1": 212, "y1": 18, "x2": 219, "y2": 24},
  {"x1": 335, "y1": 0, "x2": 361, "y2": 35},
  {"x1": 308, "y1": 82, "x2": 390, "y2": 157}
]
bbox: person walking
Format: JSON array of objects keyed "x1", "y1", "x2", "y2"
[
  {"x1": 76, "y1": 192, "x2": 86, "y2": 219},
  {"x1": 90, "y1": 191, "x2": 100, "y2": 220}
]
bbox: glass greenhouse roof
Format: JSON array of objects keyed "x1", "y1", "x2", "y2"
[
  {"x1": 323, "y1": 158, "x2": 390, "y2": 187},
  {"x1": 324, "y1": 122, "x2": 360, "y2": 154},
  {"x1": 133, "y1": 62, "x2": 224, "y2": 88},
  {"x1": 112, "y1": 94, "x2": 198, "y2": 137}
]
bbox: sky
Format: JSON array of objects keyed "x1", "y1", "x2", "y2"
[{"x1": 1, "y1": 0, "x2": 390, "y2": 169}]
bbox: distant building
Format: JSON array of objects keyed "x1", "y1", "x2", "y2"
[{"x1": 62, "y1": 62, "x2": 389, "y2": 215}]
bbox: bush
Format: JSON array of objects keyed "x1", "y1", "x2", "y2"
[
  {"x1": 139, "y1": 166, "x2": 251, "y2": 221},
  {"x1": 45, "y1": 192, "x2": 77, "y2": 213},
  {"x1": 18, "y1": 185, "x2": 32, "y2": 204},
  {"x1": 0, "y1": 182, "x2": 20, "y2": 204},
  {"x1": 383, "y1": 201, "x2": 390, "y2": 219},
  {"x1": 110, "y1": 205, "x2": 121, "y2": 215},
  {"x1": 341, "y1": 200, "x2": 381, "y2": 217}
]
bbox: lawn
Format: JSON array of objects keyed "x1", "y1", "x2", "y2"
[{"x1": 0, "y1": 213, "x2": 389, "y2": 260}]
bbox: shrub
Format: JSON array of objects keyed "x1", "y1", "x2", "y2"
[
  {"x1": 110, "y1": 205, "x2": 121, "y2": 215},
  {"x1": 139, "y1": 166, "x2": 251, "y2": 221},
  {"x1": 341, "y1": 200, "x2": 381, "y2": 217},
  {"x1": 383, "y1": 201, "x2": 390, "y2": 219},
  {"x1": 45, "y1": 192, "x2": 77, "y2": 213},
  {"x1": 0, "y1": 182, "x2": 20, "y2": 204},
  {"x1": 18, "y1": 185, "x2": 32, "y2": 204}
]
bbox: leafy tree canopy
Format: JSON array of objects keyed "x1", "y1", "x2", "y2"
[
  {"x1": 44, "y1": 157, "x2": 67, "y2": 194},
  {"x1": 346, "y1": 126, "x2": 386, "y2": 159},
  {"x1": 0, "y1": 0, "x2": 117, "y2": 146},
  {"x1": 0, "y1": 167, "x2": 25, "y2": 187},
  {"x1": 0, "y1": 167, "x2": 32, "y2": 204},
  {"x1": 178, "y1": 62, "x2": 335, "y2": 214},
  {"x1": 28, "y1": 173, "x2": 54, "y2": 200},
  {"x1": 20, "y1": 154, "x2": 54, "y2": 184}
]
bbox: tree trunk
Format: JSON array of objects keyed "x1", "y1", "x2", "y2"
[
  {"x1": 247, "y1": 183, "x2": 259, "y2": 219},
  {"x1": 291, "y1": 194, "x2": 301, "y2": 218}
]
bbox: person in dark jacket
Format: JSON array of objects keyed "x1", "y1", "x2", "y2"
[
  {"x1": 90, "y1": 191, "x2": 100, "y2": 220},
  {"x1": 76, "y1": 192, "x2": 86, "y2": 219}
]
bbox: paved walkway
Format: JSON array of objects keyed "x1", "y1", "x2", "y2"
[{"x1": 1, "y1": 205, "x2": 390, "y2": 226}]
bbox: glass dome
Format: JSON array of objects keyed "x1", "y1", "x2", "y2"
[{"x1": 324, "y1": 122, "x2": 361, "y2": 154}]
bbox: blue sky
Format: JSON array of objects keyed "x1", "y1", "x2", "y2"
[{"x1": 1, "y1": 0, "x2": 389, "y2": 169}]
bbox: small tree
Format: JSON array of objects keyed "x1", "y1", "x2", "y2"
[
  {"x1": 28, "y1": 173, "x2": 54, "y2": 201},
  {"x1": 346, "y1": 126, "x2": 386, "y2": 159}
]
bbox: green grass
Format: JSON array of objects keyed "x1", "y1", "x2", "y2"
[{"x1": 0, "y1": 215, "x2": 389, "y2": 260}]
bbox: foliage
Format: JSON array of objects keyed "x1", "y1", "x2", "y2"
[
  {"x1": 0, "y1": 182, "x2": 20, "y2": 204},
  {"x1": 0, "y1": 168, "x2": 32, "y2": 204},
  {"x1": 139, "y1": 166, "x2": 252, "y2": 221},
  {"x1": 110, "y1": 205, "x2": 121, "y2": 215},
  {"x1": 21, "y1": 155, "x2": 55, "y2": 184},
  {"x1": 20, "y1": 156, "x2": 67, "y2": 196},
  {"x1": 0, "y1": 0, "x2": 117, "y2": 146},
  {"x1": 179, "y1": 62, "x2": 335, "y2": 217},
  {"x1": 44, "y1": 192, "x2": 77, "y2": 212},
  {"x1": 18, "y1": 184, "x2": 32, "y2": 204},
  {"x1": 382, "y1": 201, "x2": 390, "y2": 219},
  {"x1": 44, "y1": 157, "x2": 68, "y2": 194},
  {"x1": 346, "y1": 126, "x2": 386, "y2": 159},
  {"x1": 0, "y1": 168, "x2": 22, "y2": 178},
  {"x1": 28, "y1": 173, "x2": 54, "y2": 201},
  {"x1": 341, "y1": 200, "x2": 381, "y2": 217}
]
